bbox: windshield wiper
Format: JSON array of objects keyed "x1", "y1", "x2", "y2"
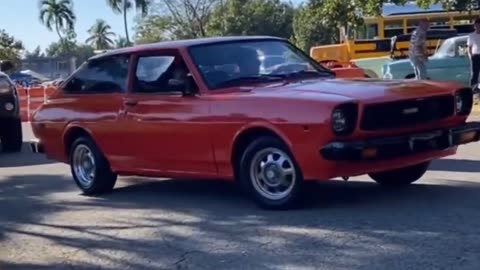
[{"x1": 214, "y1": 75, "x2": 284, "y2": 88}]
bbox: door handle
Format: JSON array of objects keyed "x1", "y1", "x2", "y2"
[{"x1": 124, "y1": 100, "x2": 138, "y2": 106}]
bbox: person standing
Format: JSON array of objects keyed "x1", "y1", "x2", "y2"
[
  {"x1": 408, "y1": 19, "x2": 430, "y2": 80},
  {"x1": 467, "y1": 19, "x2": 480, "y2": 88}
]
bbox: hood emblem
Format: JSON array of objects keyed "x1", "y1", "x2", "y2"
[{"x1": 403, "y1": 107, "x2": 419, "y2": 114}]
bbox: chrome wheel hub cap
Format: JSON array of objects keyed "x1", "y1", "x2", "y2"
[
  {"x1": 250, "y1": 147, "x2": 296, "y2": 201},
  {"x1": 72, "y1": 145, "x2": 96, "y2": 188}
]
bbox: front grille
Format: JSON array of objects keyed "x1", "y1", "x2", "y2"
[{"x1": 360, "y1": 95, "x2": 454, "y2": 131}]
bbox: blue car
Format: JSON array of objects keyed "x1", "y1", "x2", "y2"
[{"x1": 382, "y1": 35, "x2": 473, "y2": 85}]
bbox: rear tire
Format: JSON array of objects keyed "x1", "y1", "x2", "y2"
[
  {"x1": 369, "y1": 161, "x2": 430, "y2": 187},
  {"x1": 70, "y1": 136, "x2": 117, "y2": 195},
  {"x1": 238, "y1": 136, "x2": 304, "y2": 210},
  {"x1": 1, "y1": 118, "x2": 22, "y2": 153}
]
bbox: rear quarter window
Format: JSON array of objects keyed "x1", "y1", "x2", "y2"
[{"x1": 63, "y1": 54, "x2": 130, "y2": 94}]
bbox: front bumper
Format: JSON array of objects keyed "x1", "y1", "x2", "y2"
[
  {"x1": 320, "y1": 122, "x2": 480, "y2": 161},
  {"x1": 29, "y1": 139, "x2": 44, "y2": 154}
]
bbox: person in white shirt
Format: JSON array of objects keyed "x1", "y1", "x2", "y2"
[{"x1": 467, "y1": 19, "x2": 480, "y2": 87}]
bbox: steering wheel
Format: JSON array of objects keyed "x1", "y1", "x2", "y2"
[{"x1": 268, "y1": 63, "x2": 309, "y2": 75}]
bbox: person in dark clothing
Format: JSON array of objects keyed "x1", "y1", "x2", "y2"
[{"x1": 467, "y1": 19, "x2": 480, "y2": 87}]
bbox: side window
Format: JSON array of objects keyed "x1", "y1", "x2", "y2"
[
  {"x1": 134, "y1": 55, "x2": 197, "y2": 93},
  {"x1": 457, "y1": 41, "x2": 468, "y2": 57},
  {"x1": 445, "y1": 44, "x2": 455, "y2": 57},
  {"x1": 136, "y1": 56, "x2": 175, "y2": 83},
  {"x1": 64, "y1": 54, "x2": 129, "y2": 93}
]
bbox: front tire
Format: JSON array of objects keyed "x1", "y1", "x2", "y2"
[
  {"x1": 1, "y1": 118, "x2": 23, "y2": 153},
  {"x1": 369, "y1": 161, "x2": 430, "y2": 187},
  {"x1": 238, "y1": 136, "x2": 304, "y2": 210},
  {"x1": 70, "y1": 136, "x2": 117, "y2": 195}
]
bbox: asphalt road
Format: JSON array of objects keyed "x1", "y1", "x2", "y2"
[{"x1": 1, "y1": 122, "x2": 480, "y2": 270}]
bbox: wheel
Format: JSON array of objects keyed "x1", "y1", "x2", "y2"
[
  {"x1": 1, "y1": 118, "x2": 23, "y2": 153},
  {"x1": 70, "y1": 136, "x2": 117, "y2": 195},
  {"x1": 369, "y1": 161, "x2": 430, "y2": 187},
  {"x1": 238, "y1": 136, "x2": 304, "y2": 210}
]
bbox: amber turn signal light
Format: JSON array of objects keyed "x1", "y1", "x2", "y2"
[
  {"x1": 362, "y1": 147, "x2": 377, "y2": 159},
  {"x1": 458, "y1": 131, "x2": 478, "y2": 144}
]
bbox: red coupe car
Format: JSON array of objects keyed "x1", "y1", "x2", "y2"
[{"x1": 30, "y1": 36, "x2": 480, "y2": 209}]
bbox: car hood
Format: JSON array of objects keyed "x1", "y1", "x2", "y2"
[
  {"x1": 255, "y1": 78, "x2": 459, "y2": 103},
  {"x1": 385, "y1": 56, "x2": 446, "y2": 70}
]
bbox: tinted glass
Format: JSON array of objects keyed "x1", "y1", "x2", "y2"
[
  {"x1": 136, "y1": 56, "x2": 175, "y2": 83},
  {"x1": 134, "y1": 55, "x2": 195, "y2": 93},
  {"x1": 189, "y1": 40, "x2": 330, "y2": 89},
  {"x1": 65, "y1": 54, "x2": 129, "y2": 93}
]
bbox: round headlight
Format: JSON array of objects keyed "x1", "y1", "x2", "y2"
[
  {"x1": 4, "y1": 102, "x2": 14, "y2": 111},
  {"x1": 332, "y1": 109, "x2": 347, "y2": 132},
  {"x1": 455, "y1": 93, "x2": 464, "y2": 113}
]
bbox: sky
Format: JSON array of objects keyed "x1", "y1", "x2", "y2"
[
  {"x1": 0, "y1": 0, "x2": 137, "y2": 52},
  {"x1": 0, "y1": 0, "x2": 433, "y2": 53}
]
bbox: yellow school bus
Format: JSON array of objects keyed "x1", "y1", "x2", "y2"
[{"x1": 310, "y1": 3, "x2": 480, "y2": 62}]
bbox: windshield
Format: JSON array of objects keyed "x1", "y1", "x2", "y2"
[
  {"x1": 433, "y1": 39, "x2": 456, "y2": 58},
  {"x1": 189, "y1": 40, "x2": 333, "y2": 89}
]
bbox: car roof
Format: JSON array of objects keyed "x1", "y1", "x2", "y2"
[
  {"x1": 446, "y1": 35, "x2": 468, "y2": 42},
  {"x1": 0, "y1": 71, "x2": 9, "y2": 79},
  {"x1": 89, "y1": 36, "x2": 287, "y2": 61}
]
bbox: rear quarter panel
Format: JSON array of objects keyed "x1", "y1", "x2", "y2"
[{"x1": 31, "y1": 93, "x2": 125, "y2": 163}]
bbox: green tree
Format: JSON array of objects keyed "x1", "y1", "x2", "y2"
[
  {"x1": 292, "y1": 0, "x2": 338, "y2": 51},
  {"x1": 25, "y1": 46, "x2": 45, "y2": 60},
  {"x1": 106, "y1": 0, "x2": 150, "y2": 44},
  {"x1": 134, "y1": 15, "x2": 174, "y2": 43},
  {"x1": 207, "y1": 0, "x2": 295, "y2": 38},
  {"x1": 86, "y1": 19, "x2": 116, "y2": 50},
  {"x1": 39, "y1": 0, "x2": 76, "y2": 41},
  {"x1": 46, "y1": 29, "x2": 95, "y2": 65},
  {"x1": 115, "y1": 36, "x2": 133, "y2": 47},
  {"x1": 0, "y1": 30, "x2": 24, "y2": 72}
]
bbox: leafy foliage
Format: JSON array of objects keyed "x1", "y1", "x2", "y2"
[
  {"x1": 0, "y1": 30, "x2": 24, "y2": 72},
  {"x1": 292, "y1": 1, "x2": 338, "y2": 51},
  {"x1": 134, "y1": 15, "x2": 174, "y2": 43},
  {"x1": 39, "y1": 0, "x2": 76, "y2": 40},
  {"x1": 106, "y1": 0, "x2": 150, "y2": 43},
  {"x1": 25, "y1": 46, "x2": 45, "y2": 60},
  {"x1": 206, "y1": 0, "x2": 295, "y2": 38},
  {"x1": 45, "y1": 31, "x2": 94, "y2": 65},
  {"x1": 115, "y1": 36, "x2": 133, "y2": 48},
  {"x1": 86, "y1": 19, "x2": 116, "y2": 50}
]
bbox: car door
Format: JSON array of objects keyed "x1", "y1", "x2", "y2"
[
  {"x1": 60, "y1": 54, "x2": 131, "y2": 169},
  {"x1": 121, "y1": 50, "x2": 216, "y2": 175},
  {"x1": 428, "y1": 39, "x2": 470, "y2": 85}
]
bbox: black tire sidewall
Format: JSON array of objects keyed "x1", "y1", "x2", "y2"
[
  {"x1": 238, "y1": 136, "x2": 304, "y2": 210},
  {"x1": 70, "y1": 136, "x2": 116, "y2": 195},
  {"x1": 369, "y1": 161, "x2": 430, "y2": 187},
  {"x1": 1, "y1": 118, "x2": 22, "y2": 152}
]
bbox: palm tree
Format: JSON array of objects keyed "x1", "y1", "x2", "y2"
[
  {"x1": 106, "y1": 0, "x2": 149, "y2": 44},
  {"x1": 39, "y1": 0, "x2": 76, "y2": 41},
  {"x1": 85, "y1": 19, "x2": 116, "y2": 50},
  {"x1": 115, "y1": 36, "x2": 132, "y2": 48}
]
